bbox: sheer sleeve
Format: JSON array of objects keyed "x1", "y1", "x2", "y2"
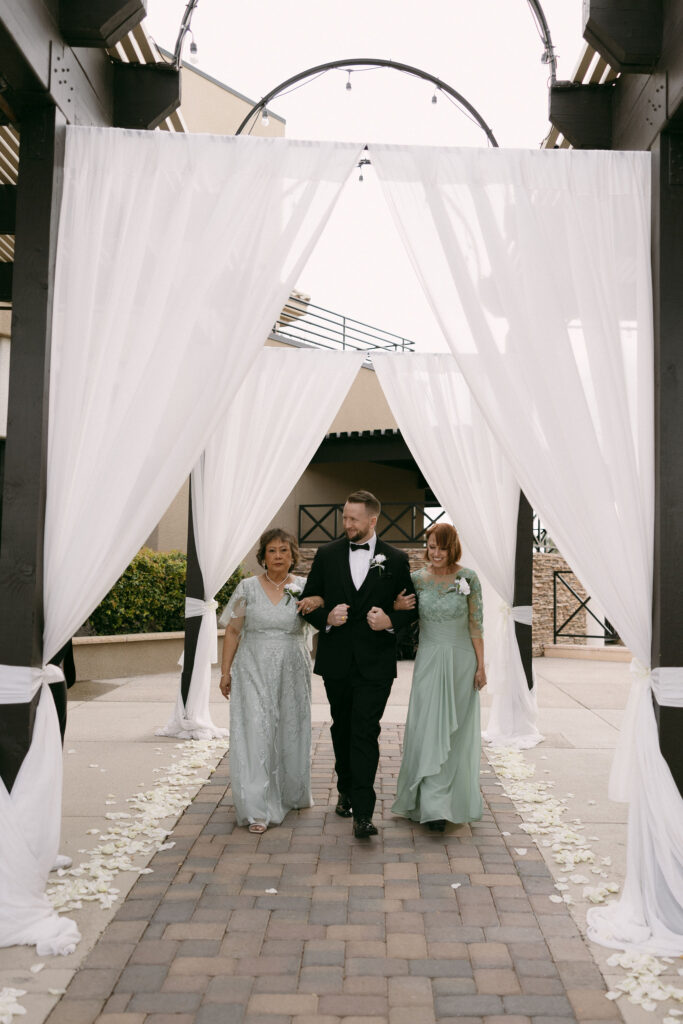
[
  {"x1": 467, "y1": 572, "x2": 484, "y2": 640},
  {"x1": 218, "y1": 579, "x2": 248, "y2": 631}
]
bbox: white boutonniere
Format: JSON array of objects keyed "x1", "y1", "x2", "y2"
[
  {"x1": 369, "y1": 553, "x2": 387, "y2": 574},
  {"x1": 446, "y1": 578, "x2": 470, "y2": 596},
  {"x1": 283, "y1": 583, "x2": 302, "y2": 605}
]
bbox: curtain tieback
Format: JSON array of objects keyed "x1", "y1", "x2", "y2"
[
  {"x1": 0, "y1": 663, "x2": 65, "y2": 703},
  {"x1": 631, "y1": 658, "x2": 683, "y2": 708},
  {"x1": 184, "y1": 597, "x2": 219, "y2": 665},
  {"x1": 500, "y1": 603, "x2": 533, "y2": 626}
]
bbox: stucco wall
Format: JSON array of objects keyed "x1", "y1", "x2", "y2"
[{"x1": 178, "y1": 63, "x2": 285, "y2": 137}]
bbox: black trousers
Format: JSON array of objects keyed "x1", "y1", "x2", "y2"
[{"x1": 323, "y1": 665, "x2": 393, "y2": 820}]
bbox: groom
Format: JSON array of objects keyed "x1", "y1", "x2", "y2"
[{"x1": 301, "y1": 490, "x2": 416, "y2": 838}]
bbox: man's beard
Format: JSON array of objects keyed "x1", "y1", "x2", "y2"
[{"x1": 345, "y1": 527, "x2": 367, "y2": 542}]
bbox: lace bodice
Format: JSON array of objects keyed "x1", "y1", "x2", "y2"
[
  {"x1": 412, "y1": 566, "x2": 483, "y2": 640},
  {"x1": 223, "y1": 575, "x2": 308, "y2": 639}
]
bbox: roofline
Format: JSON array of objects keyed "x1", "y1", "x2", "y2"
[{"x1": 157, "y1": 46, "x2": 286, "y2": 125}]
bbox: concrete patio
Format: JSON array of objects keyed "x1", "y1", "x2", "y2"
[{"x1": 0, "y1": 655, "x2": 678, "y2": 1024}]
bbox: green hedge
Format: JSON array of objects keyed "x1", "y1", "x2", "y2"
[{"x1": 87, "y1": 548, "x2": 246, "y2": 635}]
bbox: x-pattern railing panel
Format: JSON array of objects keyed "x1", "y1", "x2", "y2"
[{"x1": 553, "y1": 570, "x2": 620, "y2": 643}]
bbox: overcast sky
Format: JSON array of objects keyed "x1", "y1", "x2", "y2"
[{"x1": 146, "y1": 1, "x2": 585, "y2": 351}]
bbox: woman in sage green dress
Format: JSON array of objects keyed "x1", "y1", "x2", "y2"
[{"x1": 392, "y1": 523, "x2": 486, "y2": 831}]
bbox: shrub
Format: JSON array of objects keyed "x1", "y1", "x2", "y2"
[{"x1": 87, "y1": 548, "x2": 246, "y2": 635}]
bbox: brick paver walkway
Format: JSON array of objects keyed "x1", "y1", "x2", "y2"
[{"x1": 45, "y1": 723, "x2": 620, "y2": 1024}]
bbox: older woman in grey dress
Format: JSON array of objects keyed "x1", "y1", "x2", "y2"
[{"x1": 220, "y1": 529, "x2": 319, "y2": 834}]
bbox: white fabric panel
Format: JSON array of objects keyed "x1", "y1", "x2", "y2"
[
  {"x1": 0, "y1": 663, "x2": 63, "y2": 703},
  {"x1": 370, "y1": 145, "x2": 653, "y2": 667},
  {"x1": 373, "y1": 353, "x2": 541, "y2": 749},
  {"x1": 0, "y1": 683, "x2": 80, "y2": 956},
  {"x1": 1, "y1": 130, "x2": 361, "y2": 957},
  {"x1": 43, "y1": 128, "x2": 364, "y2": 667},
  {"x1": 587, "y1": 679, "x2": 683, "y2": 954},
  {"x1": 650, "y1": 666, "x2": 683, "y2": 707},
  {"x1": 371, "y1": 145, "x2": 680, "y2": 953},
  {"x1": 157, "y1": 349, "x2": 364, "y2": 740}
]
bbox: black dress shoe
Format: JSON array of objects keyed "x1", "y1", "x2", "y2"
[
  {"x1": 353, "y1": 817, "x2": 378, "y2": 838},
  {"x1": 335, "y1": 793, "x2": 352, "y2": 818},
  {"x1": 427, "y1": 819, "x2": 446, "y2": 832}
]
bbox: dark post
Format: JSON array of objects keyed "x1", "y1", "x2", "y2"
[
  {"x1": 0, "y1": 104, "x2": 65, "y2": 790},
  {"x1": 651, "y1": 130, "x2": 683, "y2": 796},
  {"x1": 180, "y1": 487, "x2": 205, "y2": 705},
  {"x1": 513, "y1": 492, "x2": 534, "y2": 689}
]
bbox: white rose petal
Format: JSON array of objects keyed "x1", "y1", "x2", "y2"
[
  {"x1": 450, "y1": 883, "x2": 461, "y2": 890},
  {"x1": 265, "y1": 888, "x2": 278, "y2": 894},
  {"x1": 549, "y1": 894, "x2": 563, "y2": 903},
  {"x1": 605, "y1": 991, "x2": 621, "y2": 1000},
  {"x1": 48, "y1": 989, "x2": 67, "y2": 996},
  {"x1": 29, "y1": 964, "x2": 45, "y2": 974},
  {"x1": 514, "y1": 848, "x2": 527, "y2": 856}
]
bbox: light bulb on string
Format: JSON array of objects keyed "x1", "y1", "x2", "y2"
[
  {"x1": 346, "y1": 71, "x2": 352, "y2": 91},
  {"x1": 261, "y1": 108, "x2": 270, "y2": 126},
  {"x1": 188, "y1": 32, "x2": 199, "y2": 64},
  {"x1": 431, "y1": 89, "x2": 438, "y2": 105}
]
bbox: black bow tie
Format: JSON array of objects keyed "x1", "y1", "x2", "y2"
[{"x1": 349, "y1": 542, "x2": 370, "y2": 551}]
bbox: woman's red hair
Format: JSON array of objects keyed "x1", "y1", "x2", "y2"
[{"x1": 424, "y1": 522, "x2": 462, "y2": 567}]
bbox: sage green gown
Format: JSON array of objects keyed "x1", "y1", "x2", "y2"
[{"x1": 392, "y1": 567, "x2": 484, "y2": 825}]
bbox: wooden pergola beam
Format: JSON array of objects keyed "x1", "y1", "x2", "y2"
[
  {"x1": 549, "y1": 82, "x2": 613, "y2": 149},
  {"x1": 0, "y1": 1, "x2": 112, "y2": 125},
  {"x1": 59, "y1": 0, "x2": 146, "y2": 50},
  {"x1": 583, "y1": 0, "x2": 662, "y2": 73}
]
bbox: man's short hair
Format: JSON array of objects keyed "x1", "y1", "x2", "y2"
[{"x1": 345, "y1": 489, "x2": 381, "y2": 517}]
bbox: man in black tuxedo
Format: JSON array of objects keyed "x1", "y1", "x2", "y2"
[{"x1": 301, "y1": 490, "x2": 416, "y2": 838}]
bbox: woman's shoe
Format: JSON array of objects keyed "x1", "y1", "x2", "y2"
[
  {"x1": 427, "y1": 819, "x2": 446, "y2": 832},
  {"x1": 248, "y1": 821, "x2": 267, "y2": 834}
]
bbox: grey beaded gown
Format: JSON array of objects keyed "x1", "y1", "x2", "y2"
[{"x1": 223, "y1": 575, "x2": 313, "y2": 827}]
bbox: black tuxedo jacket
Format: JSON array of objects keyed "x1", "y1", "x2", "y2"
[{"x1": 301, "y1": 537, "x2": 417, "y2": 681}]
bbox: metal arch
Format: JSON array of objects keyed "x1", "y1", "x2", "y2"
[
  {"x1": 526, "y1": 0, "x2": 557, "y2": 84},
  {"x1": 233, "y1": 57, "x2": 499, "y2": 147},
  {"x1": 172, "y1": 0, "x2": 201, "y2": 69}
]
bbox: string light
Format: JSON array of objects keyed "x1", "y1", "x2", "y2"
[
  {"x1": 346, "y1": 71, "x2": 352, "y2": 91},
  {"x1": 188, "y1": 32, "x2": 199, "y2": 64},
  {"x1": 358, "y1": 157, "x2": 370, "y2": 182},
  {"x1": 261, "y1": 108, "x2": 270, "y2": 126},
  {"x1": 432, "y1": 88, "x2": 438, "y2": 105}
]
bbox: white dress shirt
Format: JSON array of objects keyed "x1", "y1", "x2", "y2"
[{"x1": 349, "y1": 533, "x2": 376, "y2": 590}]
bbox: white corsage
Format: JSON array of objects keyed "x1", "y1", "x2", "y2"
[
  {"x1": 283, "y1": 583, "x2": 302, "y2": 605},
  {"x1": 369, "y1": 554, "x2": 387, "y2": 574},
  {"x1": 446, "y1": 578, "x2": 470, "y2": 596}
]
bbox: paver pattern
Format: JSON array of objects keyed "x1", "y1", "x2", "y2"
[{"x1": 45, "y1": 723, "x2": 621, "y2": 1024}]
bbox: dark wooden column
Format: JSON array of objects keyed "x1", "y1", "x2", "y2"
[
  {"x1": 513, "y1": 492, "x2": 534, "y2": 689},
  {"x1": 180, "y1": 487, "x2": 205, "y2": 705},
  {"x1": 651, "y1": 130, "x2": 683, "y2": 795},
  {"x1": 0, "y1": 104, "x2": 65, "y2": 791}
]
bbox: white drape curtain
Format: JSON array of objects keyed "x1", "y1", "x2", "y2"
[
  {"x1": 373, "y1": 352, "x2": 541, "y2": 748},
  {"x1": 371, "y1": 144, "x2": 682, "y2": 953},
  {"x1": 43, "y1": 129, "x2": 364, "y2": 666},
  {"x1": 0, "y1": 129, "x2": 362, "y2": 955},
  {"x1": 0, "y1": 667, "x2": 79, "y2": 957},
  {"x1": 158, "y1": 348, "x2": 364, "y2": 740}
]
